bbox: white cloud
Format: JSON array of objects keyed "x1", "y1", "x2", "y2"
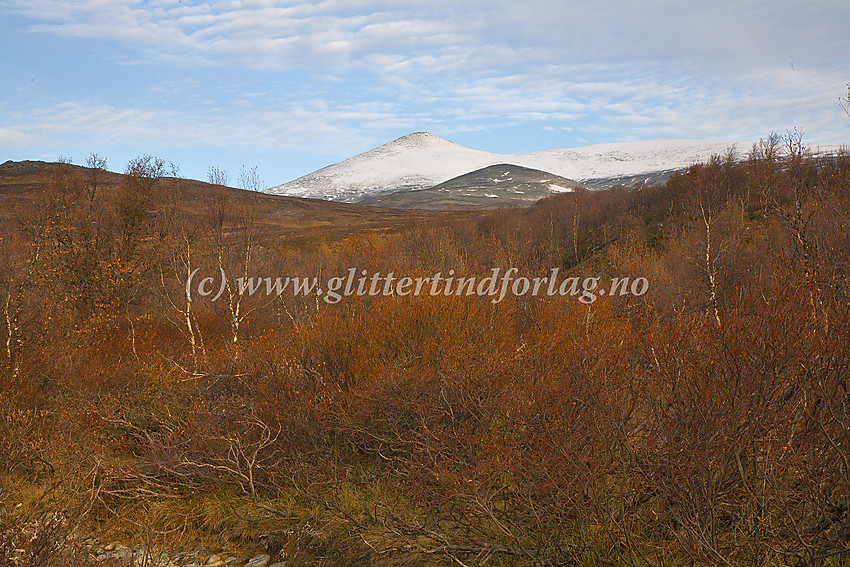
[
  {"x1": 0, "y1": 99, "x2": 414, "y2": 155},
  {"x1": 6, "y1": 1, "x2": 847, "y2": 101},
  {"x1": 5, "y1": 0, "x2": 847, "y2": 77},
  {"x1": 0, "y1": 127, "x2": 32, "y2": 147},
  {"x1": 1, "y1": 0, "x2": 847, "y2": 179}
]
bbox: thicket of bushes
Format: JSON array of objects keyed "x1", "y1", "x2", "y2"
[{"x1": 1, "y1": 136, "x2": 849, "y2": 566}]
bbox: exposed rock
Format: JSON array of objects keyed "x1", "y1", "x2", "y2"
[
  {"x1": 99, "y1": 546, "x2": 132, "y2": 562},
  {"x1": 71, "y1": 534, "x2": 276, "y2": 567},
  {"x1": 246, "y1": 554, "x2": 271, "y2": 567}
]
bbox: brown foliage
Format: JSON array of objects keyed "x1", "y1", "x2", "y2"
[{"x1": 1, "y1": 143, "x2": 849, "y2": 565}]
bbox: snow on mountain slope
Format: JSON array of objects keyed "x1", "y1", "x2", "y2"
[
  {"x1": 268, "y1": 132, "x2": 501, "y2": 202},
  {"x1": 517, "y1": 140, "x2": 744, "y2": 180},
  {"x1": 265, "y1": 133, "x2": 843, "y2": 203}
]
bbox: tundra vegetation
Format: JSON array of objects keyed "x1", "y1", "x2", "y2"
[{"x1": 1, "y1": 135, "x2": 849, "y2": 566}]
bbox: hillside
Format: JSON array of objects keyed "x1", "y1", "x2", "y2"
[
  {"x1": 0, "y1": 159, "x2": 443, "y2": 242},
  {"x1": 360, "y1": 163, "x2": 588, "y2": 210}
]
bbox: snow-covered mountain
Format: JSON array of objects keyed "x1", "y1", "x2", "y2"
[
  {"x1": 265, "y1": 132, "x2": 839, "y2": 203},
  {"x1": 268, "y1": 132, "x2": 500, "y2": 202}
]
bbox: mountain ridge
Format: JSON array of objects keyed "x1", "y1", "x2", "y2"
[{"x1": 265, "y1": 133, "x2": 759, "y2": 203}]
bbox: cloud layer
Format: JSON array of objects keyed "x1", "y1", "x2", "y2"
[{"x1": 1, "y1": 0, "x2": 847, "y2": 182}]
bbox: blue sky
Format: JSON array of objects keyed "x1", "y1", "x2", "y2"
[{"x1": 1, "y1": 0, "x2": 848, "y2": 187}]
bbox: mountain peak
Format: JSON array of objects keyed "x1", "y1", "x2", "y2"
[
  {"x1": 382, "y1": 132, "x2": 454, "y2": 148},
  {"x1": 395, "y1": 131, "x2": 438, "y2": 141}
]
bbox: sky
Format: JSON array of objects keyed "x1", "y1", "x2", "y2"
[{"x1": 1, "y1": 0, "x2": 848, "y2": 188}]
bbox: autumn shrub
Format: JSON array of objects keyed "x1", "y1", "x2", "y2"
[{"x1": 2, "y1": 144, "x2": 850, "y2": 565}]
